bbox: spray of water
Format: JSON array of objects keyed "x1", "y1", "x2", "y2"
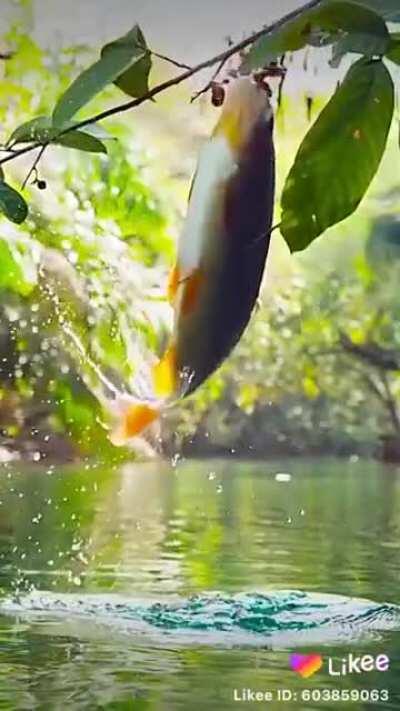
[{"x1": 38, "y1": 246, "x2": 171, "y2": 439}]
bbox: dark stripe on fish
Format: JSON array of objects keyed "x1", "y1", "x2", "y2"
[{"x1": 178, "y1": 116, "x2": 275, "y2": 396}]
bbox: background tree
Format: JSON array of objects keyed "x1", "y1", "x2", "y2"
[{"x1": 0, "y1": 1, "x2": 399, "y2": 459}]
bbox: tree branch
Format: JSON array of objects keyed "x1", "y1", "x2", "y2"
[
  {"x1": 0, "y1": 0, "x2": 323, "y2": 171},
  {"x1": 21, "y1": 144, "x2": 46, "y2": 189},
  {"x1": 380, "y1": 370, "x2": 400, "y2": 437},
  {"x1": 190, "y1": 55, "x2": 230, "y2": 103},
  {"x1": 339, "y1": 331, "x2": 400, "y2": 371},
  {"x1": 151, "y1": 50, "x2": 192, "y2": 71}
]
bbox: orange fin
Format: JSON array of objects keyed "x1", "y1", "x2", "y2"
[
  {"x1": 153, "y1": 344, "x2": 177, "y2": 398},
  {"x1": 110, "y1": 403, "x2": 159, "y2": 446},
  {"x1": 181, "y1": 267, "x2": 204, "y2": 316},
  {"x1": 167, "y1": 264, "x2": 180, "y2": 305}
]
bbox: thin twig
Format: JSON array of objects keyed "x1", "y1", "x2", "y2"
[
  {"x1": 246, "y1": 222, "x2": 282, "y2": 250},
  {"x1": 21, "y1": 144, "x2": 47, "y2": 190},
  {"x1": 277, "y1": 56, "x2": 288, "y2": 110},
  {"x1": 190, "y1": 55, "x2": 231, "y2": 103},
  {"x1": 151, "y1": 50, "x2": 192, "y2": 71},
  {"x1": 0, "y1": 0, "x2": 323, "y2": 171}
]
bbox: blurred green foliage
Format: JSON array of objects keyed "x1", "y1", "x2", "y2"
[
  {"x1": 0, "y1": 24, "x2": 173, "y2": 460},
  {"x1": 170, "y1": 209, "x2": 400, "y2": 459},
  {"x1": 0, "y1": 17, "x2": 399, "y2": 461}
]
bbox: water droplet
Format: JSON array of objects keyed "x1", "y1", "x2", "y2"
[
  {"x1": 275, "y1": 472, "x2": 292, "y2": 483},
  {"x1": 171, "y1": 453, "x2": 180, "y2": 468}
]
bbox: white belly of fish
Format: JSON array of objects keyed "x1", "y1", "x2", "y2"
[{"x1": 178, "y1": 133, "x2": 238, "y2": 275}]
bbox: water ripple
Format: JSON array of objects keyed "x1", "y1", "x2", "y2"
[{"x1": 1, "y1": 589, "x2": 399, "y2": 648}]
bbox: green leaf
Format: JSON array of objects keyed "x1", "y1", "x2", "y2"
[
  {"x1": 243, "y1": 1, "x2": 389, "y2": 70},
  {"x1": 281, "y1": 59, "x2": 394, "y2": 253},
  {"x1": 0, "y1": 182, "x2": 28, "y2": 224},
  {"x1": 0, "y1": 239, "x2": 33, "y2": 295},
  {"x1": 386, "y1": 34, "x2": 400, "y2": 64},
  {"x1": 330, "y1": 29, "x2": 389, "y2": 66},
  {"x1": 101, "y1": 25, "x2": 151, "y2": 99},
  {"x1": 349, "y1": 0, "x2": 400, "y2": 20},
  {"x1": 52, "y1": 24, "x2": 148, "y2": 127},
  {"x1": 7, "y1": 116, "x2": 113, "y2": 154},
  {"x1": 55, "y1": 130, "x2": 108, "y2": 153},
  {"x1": 7, "y1": 116, "x2": 55, "y2": 145},
  {"x1": 82, "y1": 124, "x2": 116, "y2": 141}
]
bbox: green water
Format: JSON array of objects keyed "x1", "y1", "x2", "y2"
[{"x1": 0, "y1": 457, "x2": 399, "y2": 709}]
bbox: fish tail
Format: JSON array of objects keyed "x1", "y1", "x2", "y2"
[
  {"x1": 109, "y1": 343, "x2": 179, "y2": 446},
  {"x1": 110, "y1": 401, "x2": 160, "y2": 446}
]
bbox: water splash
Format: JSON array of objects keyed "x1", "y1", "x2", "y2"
[
  {"x1": 1, "y1": 590, "x2": 399, "y2": 648},
  {"x1": 38, "y1": 248, "x2": 167, "y2": 428}
]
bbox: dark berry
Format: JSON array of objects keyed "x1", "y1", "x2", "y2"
[{"x1": 211, "y1": 83, "x2": 225, "y2": 107}]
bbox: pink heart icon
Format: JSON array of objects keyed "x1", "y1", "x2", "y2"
[{"x1": 290, "y1": 653, "x2": 323, "y2": 678}]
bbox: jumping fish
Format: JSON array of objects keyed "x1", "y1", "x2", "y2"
[{"x1": 111, "y1": 75, "x2": 276, "y2": 444}]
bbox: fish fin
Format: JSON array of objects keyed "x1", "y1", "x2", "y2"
[
  {"x1": 167, "y1": 263, "x2": 180, "y2": 305},
  {"x1": 153, "y1": 344, "x2": 178, "y2": 398},
  {"x1": 181, "y1": 267, "x2": 204, "y2": 316},
  {"x1": 110, "y1": 402, "x2": 160, "y2": 446}
]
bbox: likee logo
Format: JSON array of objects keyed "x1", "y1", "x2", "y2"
[{"x1": 290, "y1": 653, "x2": 323, "y2": 678}]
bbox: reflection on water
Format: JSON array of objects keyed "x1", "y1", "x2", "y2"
[{"x1": 0, "y1": 458, "x2": 399, "y2": 709}]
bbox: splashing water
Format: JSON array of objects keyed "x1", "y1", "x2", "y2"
[
  {"x1": 1, "y1": 590, "x2": 399, "y2": 648},
  {"x1": 38, "y1": 247, "x2": 169, "y2": 430}
]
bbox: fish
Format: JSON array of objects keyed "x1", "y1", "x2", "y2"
[{"x1": 111, "y1": 75, "x2": 276, "y2": 445}]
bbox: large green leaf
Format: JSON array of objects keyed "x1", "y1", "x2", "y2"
[
  {"x1": 52, "y1": 24, "x2": 148, "y2": 127},
  {"x1": 7, "y1": 116, "x2": 55, "y2": 145},
  {"x1": 0, "y1": 183, "x2": 28, "y2": 224},
  {"x1": 7, "y1": 116, "x2": 110, "y2": 154},
  {"x1": 330, "y1": 29, "x2": 389, "y2": 66},
  {"x1": 281, "y1": 59, "x2": 394, "y2": 253},
  {"x1": 349, "y1": 0, "x2": 400, "y2": 19},
  {"x1": 56, "y1": 130, "x2": 107, "y2": 153},
  {"x1": 243, "y1": 1, "x2": 389, "y2": 70},
  {"x1": 101, "y1": 25, "x2": 151, "y2": 99}
]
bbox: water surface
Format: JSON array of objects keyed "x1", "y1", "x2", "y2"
[{"x1": 0, "y1": 457, "x2": 399, "y2": 709}]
